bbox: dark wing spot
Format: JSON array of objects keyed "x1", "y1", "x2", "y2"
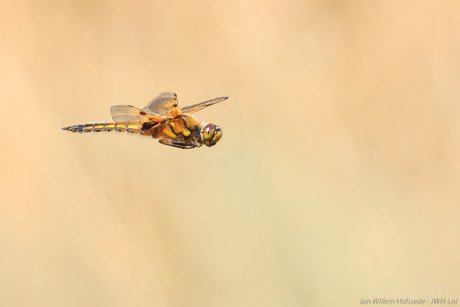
[
  {"x1": 140, "y1": 111, "x2": 147, "y2": 115},
  {"x1": 141, "y1": 121, "x2": 156, "y2": 131}
]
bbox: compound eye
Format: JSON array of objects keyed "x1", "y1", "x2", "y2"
[
  {"x1": 213, "y1": 128, "x2": 222, "y2": 143},
  {"x1": 202, "y1": 124, "x2": 222, "y2": 147},
  {"x1": 202, "y1": 124, "x2": 216, "y2": 142}
]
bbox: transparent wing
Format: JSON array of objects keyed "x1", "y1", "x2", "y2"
[
  {"x1": 142, "y1": 92, "x2": 178, "y2": 117},
  {"x1": 181, "y1": 96, "x2": 228, "y2": 114},
  {"x1": 110, "y1": 105, "x2": 164, "y2": 123}
]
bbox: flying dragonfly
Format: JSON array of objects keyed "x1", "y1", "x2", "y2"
[{"x1": 62, "y1": 92, "x2": 228, "y2": 149}]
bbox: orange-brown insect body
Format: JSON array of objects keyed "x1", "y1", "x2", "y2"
[{"x1": 62, "y1": 92, "x2": 227, "y2": 149}]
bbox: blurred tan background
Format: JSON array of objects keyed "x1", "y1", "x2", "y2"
[{"x1": 1, "y1": 0, "x2": 459, "y2": 306}]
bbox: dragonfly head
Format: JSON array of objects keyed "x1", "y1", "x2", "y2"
[{"x1": 201, "y1": 123, "x2": 222, "y2": 147}]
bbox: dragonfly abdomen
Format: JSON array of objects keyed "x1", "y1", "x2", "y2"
[{"x1": 61, "y1": 122, "x2": 143, "y2": 134}]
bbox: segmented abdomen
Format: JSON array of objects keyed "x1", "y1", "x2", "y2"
[{"x1": 61, "y1": 121, "x2": 144, "y2": 134}]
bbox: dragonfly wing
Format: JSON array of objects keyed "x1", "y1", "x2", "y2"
[
  {"x1": 111, "y1": 105, "x2": 164, "y2": 123},
  {"x1": 181, "y1": 96, "x2": 228, "y2": 114},
  {"x1": 142, "y1": 92, "x2": 179, "y2": 117}
]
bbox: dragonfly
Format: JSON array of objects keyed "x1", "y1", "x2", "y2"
[{"x1": 62, "y1": 92, "x2": 228, "y2": 149}]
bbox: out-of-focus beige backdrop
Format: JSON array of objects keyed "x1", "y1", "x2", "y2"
[{"x1": 1, "y1": 1, "x2": 459, "y2": 306}]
